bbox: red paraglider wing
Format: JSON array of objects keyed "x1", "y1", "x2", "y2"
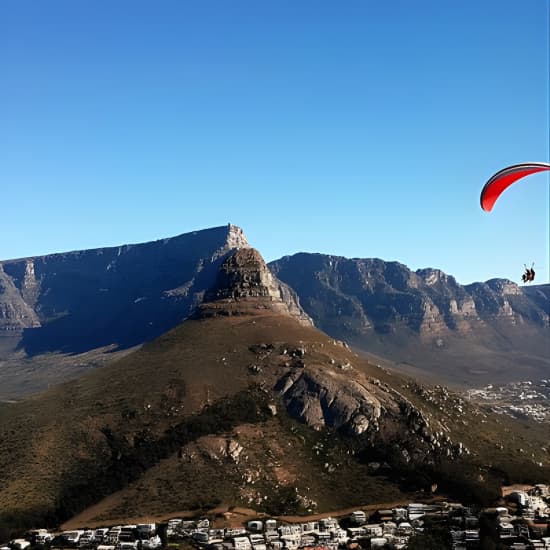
[{"x1": 480, "y1": 162, "x2": 550, "y2": 212}]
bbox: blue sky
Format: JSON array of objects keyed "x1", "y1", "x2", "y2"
[{"x1": 1, "y1": 1, "x2": 548, "y2": 284}]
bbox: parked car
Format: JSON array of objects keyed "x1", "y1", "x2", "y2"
[
  {"x1": 28, "y1": 530, "x2": 53, "y2": 546},
  {"x1": 78, "y1": 530, "x2": 96, "y2": 547},
  {"x1": 141, "y1": 536, "x2": 161, "y2": 550},
  {"x1": 62, "y1": 531, "x2": 84, "y2": 547},
  {"x1": 136, "y1": 525, "x2": 156, "y2": 539},
  {"x1": 93, "y1": 529, "x2": 109, "y2": 543}
]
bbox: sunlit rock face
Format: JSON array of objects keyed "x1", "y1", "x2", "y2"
[
  {"x1": 270, "y1": 255, "x2": 549, "y2": 337},
  {"x1": 199, "y1": 247, "x2": 313, "y2": 326},
  {"x1": 270, "y1": 253, "x2": 550, "y2": 385},
  {"x1": 0, "y1": 264, "x2": 41, "y2": 331}
]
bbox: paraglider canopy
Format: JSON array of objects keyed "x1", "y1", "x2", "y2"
[{"x1": 480, "y1": 162, "x2": 550, "y2": 212}]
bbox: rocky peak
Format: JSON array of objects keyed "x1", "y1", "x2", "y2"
[
  {"x1": 416, "y1": 268, "x2": 457, "y2": 288},
  {"x1": 199, "y1": 248, "x2": 312, "y2": 325},
  {"x1": 208, "y1": 248, "x2": 281, "y2": 300},
  {"x1": 485, "y1": 278, "x2": 522, "y2": 296},
  {"x1": 225, "y1": 224, "x2": 249, "y2": 250},
  {"x1": 211, "y1": 224, "x2": 250, "y2": 260}
]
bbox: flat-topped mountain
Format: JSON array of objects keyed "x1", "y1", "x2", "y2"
[
  {"x1": 0, "y1": 224, "x2": 249, "y2": 352},
  {"x1": 0, "y1": 247, "x2": 547, "y2": 538},
  {"x1": 269, "y1": 253, "x2": 550, "y2": 386}
]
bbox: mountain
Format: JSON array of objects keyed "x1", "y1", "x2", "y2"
[
  {"x1": 0, "y1": 224, "x2": 250, "y2": 352},
  {"x1": 269, "y1": 254, "x2": 550, "y2": 387},
  {"x1": 2, "y1": 226, "x2": 549, "y2": 399},
  {"x1": 0, "y1": 225, "x2": 310, "y2": 400},
  {"x1": 0, "y1": 248, "x2": 548, "y2": 538}
]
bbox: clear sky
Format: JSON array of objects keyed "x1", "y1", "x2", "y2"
[{"x1": 1, "y1": 1, "x2": 548, "y2": 284}]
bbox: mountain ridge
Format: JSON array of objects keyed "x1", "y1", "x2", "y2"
[
  {"x1": 1, "y1": 224, "x2": 249, "y2": 264},
  {"x1": 1, "y1": 227, "x2": 548, "y2": 399},
  {"x1": 0, "y1": 224, "x2": 250, "y2": 335},
  {"x1": 269, "y1": 252, "x2": 549, "y2": 386}
]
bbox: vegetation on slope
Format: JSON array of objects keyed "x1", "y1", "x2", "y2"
[{"x1": 0, "y1": 311, "x2": 548, "y2": 539}]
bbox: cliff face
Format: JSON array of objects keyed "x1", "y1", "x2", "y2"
[
  {"x1": 270, "y1": 254, "x2": 549, "y2": 335},
  {"x1": 0, "y1": 264, "x2": 41, "y2": 332},
  {"x1": 270, "y1": 254, "x2": 550, "y2": 385},
  {"x1": 0, "y1": 225, "x2": 251, "y2": 357}
]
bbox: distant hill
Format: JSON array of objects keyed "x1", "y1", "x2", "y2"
[
  {"x1": 270, "y1": 253, "x2": 550, "y2": 387},
  {"x1": 0, "y1": 247, "x2": 548, "y2": 538}
]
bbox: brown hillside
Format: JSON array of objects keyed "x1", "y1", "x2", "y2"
[{"x1": 0, "y1": 248, "x2": 548, "y2": 537}]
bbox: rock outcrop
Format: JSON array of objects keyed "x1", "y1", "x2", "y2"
[
  {"x1": 278, "y1": 365, "x2": 385, "y2": 434},
  {"x1": 0, "y1": 264, "x2": 41, "y2": 332},
  {"x1": 198, "y1": 248, "x2": 312, "y2": 325}
]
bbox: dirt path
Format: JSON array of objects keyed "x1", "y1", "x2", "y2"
[
  {"x1": 277, "y1": 496, "x2": 447, "y2": 523},
  {"x1": 61, "y1": 489, "x2": 143, "y2": 530},
  {"x1": 62, "y1": 496, "x2": 446, "y2": 530},
  {"x1": 61, "y1": 503, "x2": 263, "y2": 531}
]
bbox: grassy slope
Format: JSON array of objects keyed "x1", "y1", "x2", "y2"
[
  {"x1": 0, "y1": 313, "x2": 338, "y2": 519},
  {"x1": 0, "y1": 311, "x2": 548, "y2": 535}
]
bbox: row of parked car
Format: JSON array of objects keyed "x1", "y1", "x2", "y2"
[{"x1": 2, "y1": 524, "x2": 163, "y2": 550}]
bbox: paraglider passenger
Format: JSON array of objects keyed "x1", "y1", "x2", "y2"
[{"x1": 522, "y1": 264, "x2": 535, "y2": 283}]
